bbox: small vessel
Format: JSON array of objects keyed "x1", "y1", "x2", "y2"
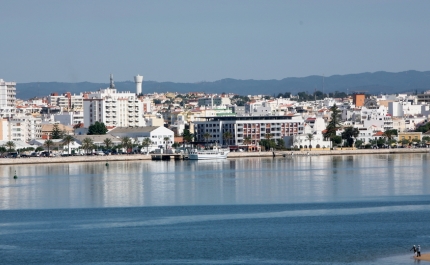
[{"x1": 188, "y1": 146, "x2": 230, "y2": 160}]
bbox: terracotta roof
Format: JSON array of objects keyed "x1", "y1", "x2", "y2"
[{"x1": 373, "y1": 131, "x2": 384, "y2": 136}]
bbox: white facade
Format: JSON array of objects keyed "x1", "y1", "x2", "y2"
[
  {"x1": 134, "y1": 75, "x2": 143, "y2": 95},
  {"x1": 245, "y1": 101, "x2": 273, "y2": 115},
  {"x1": 198, "y1": 96, "x2": 231, "y2": 107},
  {"x1": 54, "y1": 111, "x2": 84, "y2": 126},
  {"x1": 194, "y1": 115, "x2": 305, "y2": 146},
  {"x1": 0, "y1": 79, "x2": 16, "y2": 118},
  {"x1": 4, "y1": 115, "x2": 42, "y2": 142},
  {"x1": 109, "y1": 126, "x2": 174, "y2": 150},
  {"x1": 83, "y1": 75, "x2": 145, "y2": 127},
  {"x1": 48, "y1": 93, "x2": 84, "y2": 111}
]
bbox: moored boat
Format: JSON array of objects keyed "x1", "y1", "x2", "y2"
[{"x1": 188, "y1": 146, "x2": 230, "y2": 160}]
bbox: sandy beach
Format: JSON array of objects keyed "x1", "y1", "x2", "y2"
[{"x1": 415, "y1": 253, "x2": 430, "y2": 262}]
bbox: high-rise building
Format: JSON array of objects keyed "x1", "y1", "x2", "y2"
[
  {"x1": 83, "y1": 75, "x2": 145, "y2": 127},
  {"x1": 0, "y1": 78, "x2": 16, "y2": 118}
]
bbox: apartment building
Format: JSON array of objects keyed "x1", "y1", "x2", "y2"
[
  {"x1": 0, "y1": 78, "x2": 16, "y2": 118},
  {"x1": 194, "y1": 115, "x2": 304, "y2": 147},
  {"x1": 83, "y1": 75, "x2": 145, "y2": 127}
]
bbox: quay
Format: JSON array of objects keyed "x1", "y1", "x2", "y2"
[
  {"x1": 150, "y1": 154, "x2": 188, "y2": 160},
  {"x1": 0, "y1": 148, "x2": 428, "y2": 165}
]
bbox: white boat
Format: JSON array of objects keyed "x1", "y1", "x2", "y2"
[{"x1": 188, "y1": 147, "x2": 230, "y2": 160}]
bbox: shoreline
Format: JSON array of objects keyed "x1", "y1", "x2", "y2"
[
  {"x1": 415, "y1": 253, "x2": 430, "y2": 262},
  {"x1": 0, "y1": 148, "x2": 428, "y2": 165}
]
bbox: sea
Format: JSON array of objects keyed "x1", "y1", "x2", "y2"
[{"x1": 0, "y1": 153, "x2": 429, "y2": 264}]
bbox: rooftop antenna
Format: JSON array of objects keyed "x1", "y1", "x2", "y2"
[
  {"x1": 109, "y1": 74, "x2": 115, "y2": 89},
  {"x1": 322, "y1": 74, "x2": 325, "y2": 97}
]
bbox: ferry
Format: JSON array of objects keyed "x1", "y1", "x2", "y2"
[{"x1": 188, "y1": 146, "x2": 230, "y2": 160}]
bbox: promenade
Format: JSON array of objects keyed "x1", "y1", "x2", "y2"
[{"x1": 0, "y1": 148, "x2": 428, "y2": 165}]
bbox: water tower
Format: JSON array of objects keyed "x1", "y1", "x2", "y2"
[{"x1": 134, "y1": 75, "x2": 143, "y2": 95}]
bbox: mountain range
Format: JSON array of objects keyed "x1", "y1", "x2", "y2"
[{"x1": 16, "y1": 70, "x2": 430, "y2": 100}]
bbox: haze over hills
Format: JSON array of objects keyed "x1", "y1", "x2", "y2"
[{"x1": 16, "y1": 70, "x2": 430, "y2": 100}]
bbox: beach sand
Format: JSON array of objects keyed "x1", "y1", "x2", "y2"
[{"x1": 415, "y1": 253, "x2": 430, "y2": 261}]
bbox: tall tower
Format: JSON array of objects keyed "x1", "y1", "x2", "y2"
[
  {"x1": 109, "y1": 74, "x2": 115, "y2": 89},
  {"x1": 134, "y1": 75, "x2": 143, "y2": 95}
]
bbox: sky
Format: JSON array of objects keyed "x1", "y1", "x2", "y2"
[{"x1": 1, "y1": 0, "x2": 430, "y2": 83}]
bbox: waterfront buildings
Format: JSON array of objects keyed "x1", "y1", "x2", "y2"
[
  {"x1": 0, "y1": 79, "x2": 16, "y2": 118},
  {"x1": 83, "y1": 75, "x2": 146, "y2": 128},
  {"x1": 194, "y1": 115, "x2": 305, "y2": 148}
]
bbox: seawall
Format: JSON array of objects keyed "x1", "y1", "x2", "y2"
[{"x1": 0, "y1": 148, "x2": 428, "y2": 165}]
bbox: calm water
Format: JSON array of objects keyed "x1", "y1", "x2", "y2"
[{"x1": 0, "y1": 154, "x2": 429, "y2": 264}]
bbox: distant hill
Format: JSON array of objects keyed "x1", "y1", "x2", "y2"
[{"x1": 16, "y1": 70, "x2": 430, "y2": 100}]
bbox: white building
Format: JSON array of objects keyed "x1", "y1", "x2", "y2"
[
  {"x1": 109, "y1": 126, "x2": 174, "y2": 150},
  {"x1": 83, "y1": 75, "x2": 145, "y2": 127},
  {"x1": 54, "y1": 111, "x2": 84, "y2": 126},
  {"x1": 198, "y1": 96, "x2": 231, "y2": 107},
  {"x1": 0, "y1": 115, "x2": 42, "y2": 142},
  {"x1": 0, "y1": 78, "x2": 16, "y2": 118},
  {"x1": 194, "y1": 115, "x2": 305, "y2": 147},
  {"x1": 48, "y1": 92, "x2": 84, "y2": 111}
]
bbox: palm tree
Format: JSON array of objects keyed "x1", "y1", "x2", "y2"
[
  {"x1": 223, "y1": 131, "x2": 232, "y2": 146},
  {"x1": 121, "y1": 136, "x2": 132, "y2": 153},
  {"x1": 243, "y1": 136, "x2": 251, "y2": 151},
  {"x1": 203, "y1": 132, "x2": 211, "y2": 148},
  {"x1": 142, "y1": 138, "x2": 152, "y2": 154},
  {"x1": 163, "y1": 137, "x2": 170, "y2": 150},
  {"x1": 82, "y1": 137, "x2": 94, "y2": 154},
  {"x1": 103, "y1": 138, "x2": 113, "y2": 150},
  {"x1": 62, "y1": 135, "x2": 74, "y2": 155},
  {"x1": 5, "y1": 141, "x2": 15, "y2": 152},
  {"x1": 44, "y1": 139, "x2": 54, "y2": 154},
  {"x1": 306, "y1": 133, "x2": 314, "y2": 150}
]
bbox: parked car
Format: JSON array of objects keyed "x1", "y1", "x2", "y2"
[
  {"x1": 95, "y1": 151, "x2": 105, "y2": 156},
  {"x1": 7, "y1": 152, "x2": 20, "y2": 158},
  {"x1": 30, "y1": 152, "x2": 40, "y2": 157},
  {"x1": 40, "y1": 151, "x2": 53, "y2": 157}
]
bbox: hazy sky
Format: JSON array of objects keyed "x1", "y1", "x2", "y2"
[{"x1": 1, "y1": 0, "x2": 429, "y2": 83}]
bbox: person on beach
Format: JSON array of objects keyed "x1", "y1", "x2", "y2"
[
  {"x1": 410, "y1": 245, "x2": 417, "y2": 256},
  {"x1": 417, "y1": 245, "x2": 421, "y2": 257}
]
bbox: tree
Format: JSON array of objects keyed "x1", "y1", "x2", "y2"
[
  {"x1": 223, "y1": 131, "x2": 232, "y2": 146},
  {"x1": 306, "y1": 133, "x2": 314, "y2": 150},
  {"x1": 0, "y1": 146, "x2": 7, "y2": 156},
  {"x1": 276, "y1": 138, "x2": 285, "y2": 150},
  {"x1": 44, "y1": 139, "x2": 54, "y2": 154},
  {"x1": 121, "y1": 136, "x2": 132, "y2": 153},
  {"x1": 103, "y1": 138, "x2": 113, "y2": 150},
  {"x1": 62, "y1": 135, "x2": 74, "y2": 155},
  {"x1": 81, "y1": 137, "x2": 94, "y2": 154},
  {"x1": 355, "y1": 140, "x2": 364, "y2": 148},
  {"x1": 383, "y1": 129, "x2": 398, "y2": 141},
  {"x1": 415, "y1": 122, "x2": 430, "y2": 133},
  {"x1": 332, "y1": 135, "x2": 342, "y2": 146},
  {"x1": 163, "y1": 136, "x2": 170, "y2": 150},
  {"x1": 141, "y1": 138, "x2": 151, "y2": 154},
  {"x1": 324, "y1": 104, "x2": 342, "y2": 143},
  {"x1": 243, "y1": 136, "x2": 252, "y2": 150},
  {"x1": 5, "y1": 141, "x2": 15, "y2": 152},
  {"x1": 341, "y1": 127, "x2": 360, "y2": 147},
  {"x1": 203, "y1": 132, "x2": 211, "y2": 147},
  {"x1": 51, "y1": 124, "x2": 63, "y2": 139},
  {"x1": 35, "y1": 146, "x2": 44, "y2": 152},
  {"x1": 182, "y1": 129, "x2": 194, "y2": 147},
  {"x1": 88, "y1": 121, "x2": 108, "y2": 135}
]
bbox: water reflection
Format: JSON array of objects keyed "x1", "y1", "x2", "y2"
[{"x1": 0, "y1": 154, "x2": 429, "y2": 210}]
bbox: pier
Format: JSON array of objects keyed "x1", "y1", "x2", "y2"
[{"x1": 150, "y1": 154, "x2": 188, "y2": 160}]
